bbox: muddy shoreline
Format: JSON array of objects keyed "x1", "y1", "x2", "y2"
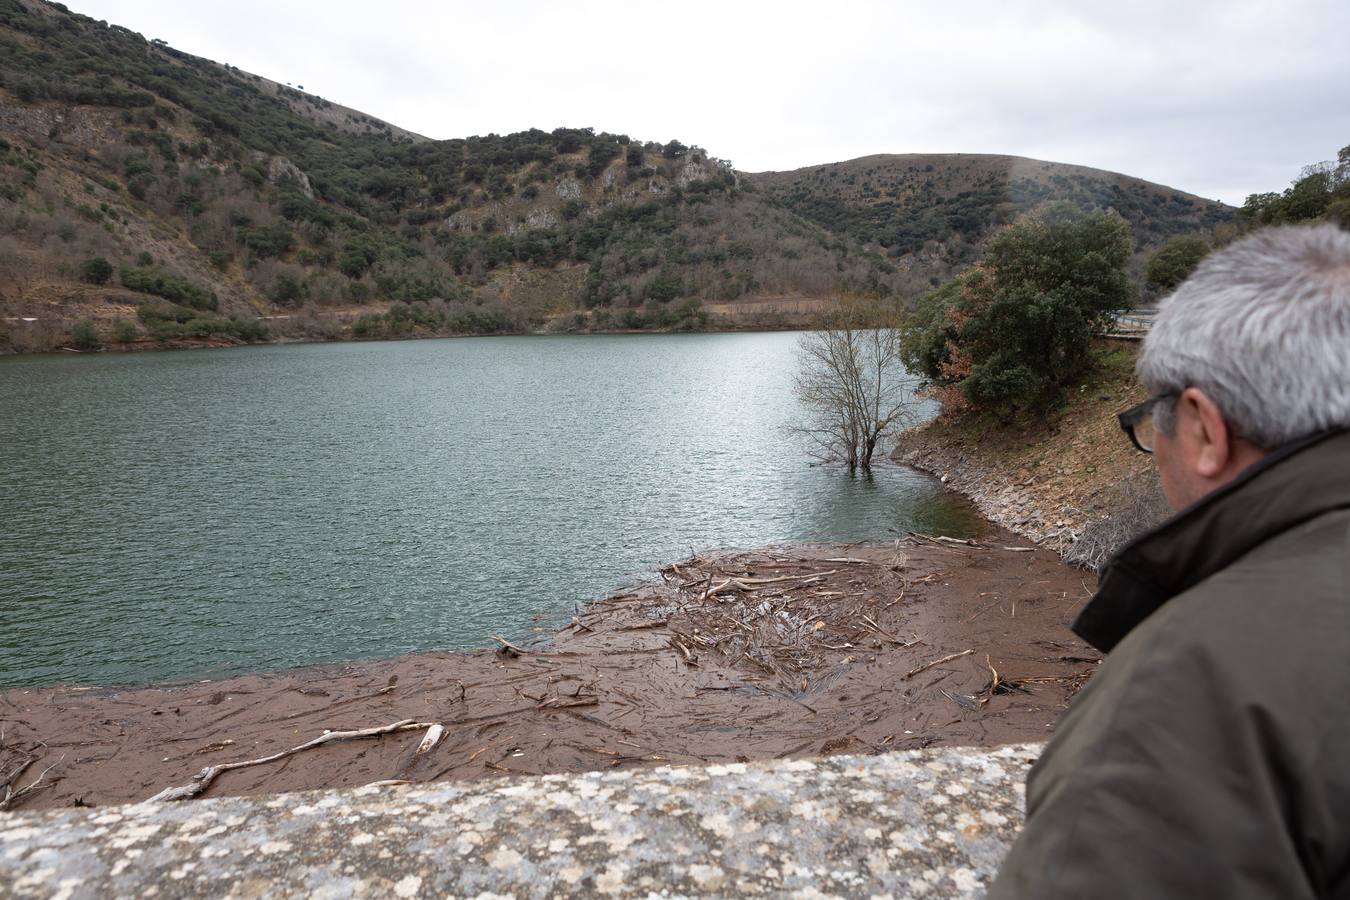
[{"x1": 0, "y1": 535, "x2": 1098, "y2": 812}]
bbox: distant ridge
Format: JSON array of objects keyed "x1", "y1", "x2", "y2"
[{"x1": 746, "y1": 153, "x2": 1233, "y2": 288}]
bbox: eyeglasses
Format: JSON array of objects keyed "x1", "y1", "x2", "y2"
[{"x1": 1118, "y1": 395, "x2": 1172, "y2": 454}]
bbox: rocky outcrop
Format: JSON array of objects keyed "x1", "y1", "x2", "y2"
[
  {"x1": 526, "y1": 208, "x2": 559, "y2": 229},
  {"x1": 265, "y1": 155, "x2": 314, "y2": 199},
  {"x1": 676, "y1": 158, "x2": 710, "y2": 188},
  {"x1": 0, "y1": 103, "x2": 121, "y2": 146},
  {"x1": 555, "y1": 178, "x2": 583, "y2": 201}
]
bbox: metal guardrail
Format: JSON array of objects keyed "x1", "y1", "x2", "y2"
[{"x1": 1103, "y1": 307, "x2": 1157, "y2": 340}]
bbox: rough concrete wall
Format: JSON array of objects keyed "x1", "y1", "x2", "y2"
[{"x1": 0, "y1": 742, "x2": 1040, "y2": 898}]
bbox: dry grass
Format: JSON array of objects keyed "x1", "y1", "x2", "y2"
[{"x1": 1064, "y1": 469, "x2": 1171, "y2": 570}]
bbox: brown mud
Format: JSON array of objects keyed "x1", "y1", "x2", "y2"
[{"x1": 0, "y1": 534, "x2": 1098, "y2": 812}]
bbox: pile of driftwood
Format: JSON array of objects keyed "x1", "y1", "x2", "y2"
[{"x1": 648, "y1": 546, "x2": 921, "y2": 693}]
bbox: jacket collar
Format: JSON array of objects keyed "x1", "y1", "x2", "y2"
[{"x1": 1073, "y1": 427, "x2": 1350, "y2": 653}]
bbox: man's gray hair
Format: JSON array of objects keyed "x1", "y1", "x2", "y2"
[{"x1": 1139, "y1": 224, "x2": 1350, "y2": 449}]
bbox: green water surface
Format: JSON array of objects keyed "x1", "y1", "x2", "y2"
[{"x1": 0, "y1": 332, "x2": 982, "y2": 686}]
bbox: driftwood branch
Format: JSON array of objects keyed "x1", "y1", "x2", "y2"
[
  {"x1": 729, "y1": 570, "x2": 836, "y2": 586},
  {"x1": 699, "y1": 570, "x2": 835, "y2": 602},
  {"x1": 492, "y1": 635, "x2": 531, "y2": 656},
  {"x1": 144, "y1": 719, "x2": 437, "y2": 803},
  {"x1": 1, "y1": 755, "x2": 62, "y2": 812},
  {"x1": 904, "y1": 648, "x2": 976, "y2": 680}
]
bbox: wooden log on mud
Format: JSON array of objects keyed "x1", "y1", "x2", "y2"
[
  {"x1": 904, "y1": 649, "x2": 976, "y2": 680},
  {"x1": 144, "y1": 719, "x2": 439, "y2": 803},
  {"x1": 492, "y1": 635, "x2": 531, "y2": 656}
]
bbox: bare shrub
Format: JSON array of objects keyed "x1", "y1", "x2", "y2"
[
  {"x1": 791, "y1": 296, "x2": 921, "y2": 472},
  {"x1": 304, "y1": 271, "x2": 348, "y2": 306},
  {"x1": 1066, "y1": 469, "x2": 1171, "y2": 571}
]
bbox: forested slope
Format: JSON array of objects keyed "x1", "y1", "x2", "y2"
[
  {"x1": 747, "y1": 154, "x2": 1236, "y2": 291},
  {"x1": 0, "y1": 0, "x2": 1237, "y2": 352}
]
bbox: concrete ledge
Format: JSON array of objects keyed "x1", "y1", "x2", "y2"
[{"x1": 1, "y1": 742, "x2": 1040, "y2": 898}]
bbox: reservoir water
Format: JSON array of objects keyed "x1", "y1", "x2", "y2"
[{"x1": 0, "y1": 332, "x2": 982, "y2": 687}]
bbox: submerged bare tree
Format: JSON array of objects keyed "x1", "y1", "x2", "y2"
[{"x1": 792, "y1": 298, "x2": 922, "y2": 472}]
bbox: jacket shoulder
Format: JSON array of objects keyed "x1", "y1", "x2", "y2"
[
  {"x1": 1112, "y1": 506, "x2": 1350, "y2": 754},
  {"x1": 993, "y1": 510, "x2": 1350, "y2": 898}
]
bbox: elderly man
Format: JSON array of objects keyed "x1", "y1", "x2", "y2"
[{"x1": 991, "y1": 224, "x2": 1350, "y2": 898}]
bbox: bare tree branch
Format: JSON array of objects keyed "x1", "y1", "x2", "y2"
[{"x1": 790, "y1": 297, "x2": 922, "y2": 471}]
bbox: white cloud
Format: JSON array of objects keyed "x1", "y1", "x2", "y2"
[{"x1": 65, "y1": 0, "x2": 1350, "y2": 204}]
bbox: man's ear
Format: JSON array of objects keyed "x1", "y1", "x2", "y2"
[{"x1": 1177, "y1": 387, "x2": 1232, "y2": 478}]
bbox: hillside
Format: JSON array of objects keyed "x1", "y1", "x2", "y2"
[
  {"x1": 0, "y1": 0, "x2": 1234, "y2": 353},
  {"x1": 747, "y1": 154, "x2": 1236, "y2": 292}
]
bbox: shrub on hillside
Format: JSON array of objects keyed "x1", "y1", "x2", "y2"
[
  {"x1": 348, "y1": 298, "x2": 518, "y2": 338},
  {"x1": 70, "y1": 319, "x2": 99, "y2": 350},
  {"x1": 1146, "y1": 233, "x2": 1210, "y2": 293},
  {"x1": 135, "y1": 303, "x2": 267, "y2": 341},
  {"x1": 120, "y1": 266, "x2": 217, "y2": 310},
  {"x1": 80, "y1": 256, "x2": 113, "y2": 285},
  {"x1": 237, "y1": 223, "x2": 295, "y2": 259},
  {"x1": 265, "y1": 271, "x2": 306, "y2": 307},
  {"x1": 901, "y1": 203, "x2": 1134, "y2": 414},
  {"x1": 111, "y1": 318, "x2": 139, "y2": 342}
]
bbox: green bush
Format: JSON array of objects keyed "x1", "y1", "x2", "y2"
[
  {"x1": 71, "y1": 319, "x2": 99, "y2": 350},
  {"x1": 644, "y1": 269, "x2": 683, "y2": 302},
  {"x1": 338, "y1": 236, "x2": 380, "y2": 278},
  {"x1": 1242, "y1": 149, "x2": 1349, "y2": 227},
  {"x1": 111, "y1": 318, "x2": 139, "y2": 342},
  {"x1": 135, "y1": 303, "x2": 267, "y2": 341},
  {"x1": 267, "y1": 273, "x2": 304, "y2": 306},
  {"x1": 120, "y1": 266, "x2": 217, "y2": 310},
  {"x1": 1146, "y1": 234, "x2": 1209, "y2": 292},
  {"x1": 237, "y1": 223, "x2": 294, "y2": 259},
  {"x1": 901, "y1": 203, "x2": 1134, "y2": 414},
  {"x1": 80, "y1": 256, "x2": 113, "y2": 285},
  {"x1": 350, "y1": 312, "x2": 382, "y2": 338}
]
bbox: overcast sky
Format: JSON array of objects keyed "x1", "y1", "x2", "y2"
[{"x1": 67, "y1": 1, "x2": 1349, "y2": 206}]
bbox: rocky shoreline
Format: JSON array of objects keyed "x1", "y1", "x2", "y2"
[
  {"x1": 898, "y1": 435, "x2": 1071, "y2": 550},
  {"x1": 894, "y1": 351, "x2": 1156, "y2": 560}
]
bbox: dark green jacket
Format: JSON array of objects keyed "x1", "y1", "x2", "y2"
[{"x1": 991, "y1": 429, "x2": 1350, "y2": 899}]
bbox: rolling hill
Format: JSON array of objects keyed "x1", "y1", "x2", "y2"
[
  {"x1": 0, "y1": 0, "x2": 1235, "y2": 353},
  {"x1": 746, "y1": 153, "x2": 1235, "y2": 291}
]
